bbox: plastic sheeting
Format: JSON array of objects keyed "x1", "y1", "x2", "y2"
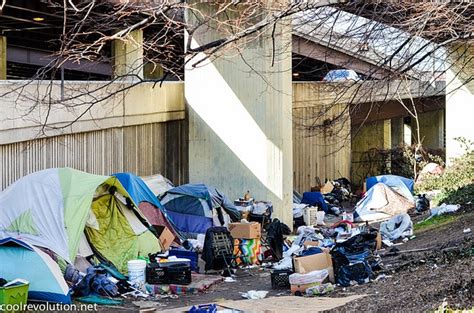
[
  {"x1": 380, "y1": 214, "x2": 413, "y2": 241},
  {"x1": 366, "y1": 175, "x2": 414, "y2": 200},
  {"x1": 354, "y1": 183, "x2": 414, "y2": 222},
  {"x1": 86, "y1": 195, "x2": 160, "y2": 273}
]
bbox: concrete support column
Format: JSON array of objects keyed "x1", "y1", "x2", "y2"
[
  {"x1": 185, "y1": 4, "x2": 293, "y2": 227},
  {"x1": 112, "y1": 30, "x2": 144, "y2": 79},
  {"x1": 415, "y1": 110, "x2": 445, "y2": 149},
  {"x1": 382, "y1": 119, "x2": 392, "y2": 172},
  {"x1": 0, "y1": 36, "x2": 6, "y2": 80},
  {"x1": 446, "y1": 43, "x2": 474, "y2": 163},
  {"x1": 391, "y1": 117, "x2": 404, "y2": 148}
]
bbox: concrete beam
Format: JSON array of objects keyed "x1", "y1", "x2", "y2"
[
  {"x1": 292, "y1": 35, "x2": 391, "y2": 79},
  {"x1": 0, "y1": 81, "x2": 185, "y2": 144}
]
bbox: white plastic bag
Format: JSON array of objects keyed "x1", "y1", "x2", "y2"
[{"x1": 380, "y1": 214, "x2": 413, "y2": 241}]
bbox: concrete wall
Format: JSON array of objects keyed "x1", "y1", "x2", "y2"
[
  {"x1": 351, "y1": 120, "x2": 391, "y2": 187},
  {"x1": 185, "y1": 4, "x2": 293, "y2": 226},
  {"x1": 446, "y1": 44, "x2": 474, "y2": 163},
  {"x1": 0, "y1": 120, "x2": 188, "y2": 190},
  {"x1": 0, "y1": 80, "x2": 187, "y2": 188},
  {"x1": 0, "y1": 81, "x2": 184, "y2": 144},
  {"x1": 293, "y1": 82, "x2": 351, "y2": 193}
]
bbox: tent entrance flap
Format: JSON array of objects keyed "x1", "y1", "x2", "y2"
[{"x1": 86, "y1": 194, "x2": 160, "y2": 273}]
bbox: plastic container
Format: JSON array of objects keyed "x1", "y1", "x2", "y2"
[
  {"x1": 168, "y1": 249, "x2": 199, "y2": 272},
  {"x1": 146, "y1": 263, "x2": 167, "y2": 284},
  {"x1": 271, "y1": 269, "x2": 292, "y2": 289},
  {"x1": 166, "y1": 263, "x2": 192, "y2": 285},
  {"x1": 127, "y1": 259, "x2": 147, "y2": 284},
  {"x1": 0, "y1": 282, "x2": 29, "y2": 309},
  {"x1": 316, "y1": 211, "x2": 325, "y2": 225}
]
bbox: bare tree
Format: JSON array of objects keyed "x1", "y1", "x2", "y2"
[{"x1": 1, "y1": 0, "x2": 472, "y2": 142}]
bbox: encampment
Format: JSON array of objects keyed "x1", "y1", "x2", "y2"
[
  {"x1": 113, "y1": 172, "x2": 181, "y2": 243},
  {"x1": 0, "y1": 168, "x2": 161, "y2": 276},
  {"x1": 160, "y1": 184, "x2": 241, "y2": 236}
]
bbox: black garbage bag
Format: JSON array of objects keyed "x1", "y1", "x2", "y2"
[
  {"x1": 415, "y1": 194, "x2": 430, "y2": 212},
  {"x1": 266, "y1": 218, "x2": 291, "y2": 261},
  {"x1": 330, "y1": 232, "x2": 378, "y2": 287}
]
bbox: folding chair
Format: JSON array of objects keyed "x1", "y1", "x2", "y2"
[{"x1": 202, "y1": 227, "x2": 235, "y2": 274}]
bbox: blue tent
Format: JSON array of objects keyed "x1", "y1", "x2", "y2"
[
  {"x1": 160, "y1": 184, "x2": 241, "y2": 235},
  {"x1": 0, "y1": 237, "x2": 71, "y2": 303},
  {"x1": 113, "y1": 173, "x2": 182, "y2": 240},
  {"x1": 366, "y1": 175, "x2": 414, "y2": 200}
]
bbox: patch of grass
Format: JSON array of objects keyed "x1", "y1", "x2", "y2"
[{"x1": 414, "y1": 214, "x2": 460, "y2": 232}]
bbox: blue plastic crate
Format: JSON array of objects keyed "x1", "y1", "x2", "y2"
[{"x1": 168, "y1": 249, "x2": 199, "y2": 272}]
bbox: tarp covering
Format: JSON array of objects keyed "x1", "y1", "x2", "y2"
[
  {"x1": 141, "y1": 174, "x2": 174, "y2": 196},
  {"x1": 366, "y1": 175, "x2": 414, "y2": 200},
  {"x1": 160, "y1": 184, "x2": 241, "y2": 235},
  {"x1": 0, "y1": 237, "x2": 71, "y2": 303},
  {"x1": 323, "y1": 69, "x2": 360, "y2": 81},
  {"x1": 113, "y1": 173, "x2": 181, "y2": 240},
  {"x1": 354, "y1": 183, "x2": 414, "y2": 222}
]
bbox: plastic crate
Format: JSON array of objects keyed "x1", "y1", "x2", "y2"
[
  {"x1": 146, "y1": 263, "x2": 167, "y2": 284},
  {"x1": 166, "y1": 263, "x2": 192, "y2": 285},
  {"x1": 0, "y1": 282, "x2": 29, "y2": 308},
  {"x1": 303, "y1": 207, "x2": 318, "y2": 226},
  {"x1": 271, "y1": 269, "x2": 292, "y2": 289}
]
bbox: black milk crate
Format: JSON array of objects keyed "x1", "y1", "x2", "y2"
[
  {"x1": 271, "y1": 269, "x2": 292, "y2": 289},
  {"x1": 146, "y1": 263, "x2": 167, "y2": 284},
  {"x1": 166, "y1": 263, "x2": 192, "y2": 285}
]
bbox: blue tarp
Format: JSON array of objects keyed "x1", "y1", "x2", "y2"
[
  {"x1": 112, "y1": 173, "x2": 182, "y2": 239},
  {"x1": 366, "y1": 175, "x2": 414, "y2": 200},
  {"x1": 113, "y1": 173, "x2": 164, "y2": 210},
  {"x1": 160, "y1": 184, "x2": 241, "y2": 235}
]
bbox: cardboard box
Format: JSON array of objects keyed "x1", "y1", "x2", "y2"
[
  {"x1": 228, "y1": 222, "x2": 261, "y2": 239},
  {"x1": 376, "y1": 231, "x2": 382, "y2": 250},
  {"x1": 303, "y1": 241, "x2": 320, "y2": 248},
  {"x1": 293, "y1": 250, "x2": 334, "y2": 283},
  {"x1": 154, "y1": 225, "x2": 175, "y2": 251},
  {"x1": 290, "y1": 282, "x2": 321, "y2": 295}
]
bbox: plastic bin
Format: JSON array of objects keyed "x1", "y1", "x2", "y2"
[
  {"x1": 271, "y1": 269, "x2": 292, "y2": 289},
  {"x1": 166, "y1": 263, "x2": 192, "y2": 285},
  {"x1": 168, "y1": 249, "x2": 199, "y2": 272},
  {"x1": 0, "y1": 282, "x2": 29, "y2": 309}
]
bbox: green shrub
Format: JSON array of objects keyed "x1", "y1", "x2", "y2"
[{"x1": 416, "y1": 138, "x2": 474, "y2": 206}]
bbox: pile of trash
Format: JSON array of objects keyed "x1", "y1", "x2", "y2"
[
  {"x1": 293, "y1": 177, "x2": 353, "y2": 228},
  {"x1": 270, "y1": 219, "x2": 382, "y2": 295}
]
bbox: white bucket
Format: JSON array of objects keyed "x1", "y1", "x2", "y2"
[
  {"x1": 316, "y1": 211, "x2": 325, "y2": 225},
  {"x1": 127, "y1": 260, "x2": 146, "y2": 284}
]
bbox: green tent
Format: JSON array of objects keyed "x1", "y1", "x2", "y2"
[{"x1": 0, "y1": 168, "x2": 161, "y2": 273}]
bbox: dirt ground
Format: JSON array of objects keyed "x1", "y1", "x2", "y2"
[{"x1": 98, "y1": 206, "x2": 473, "y2": 312}]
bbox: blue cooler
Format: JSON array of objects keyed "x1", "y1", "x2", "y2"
[{"x1": 168, "y1": 249, "x2": 199, "y2": 272}]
